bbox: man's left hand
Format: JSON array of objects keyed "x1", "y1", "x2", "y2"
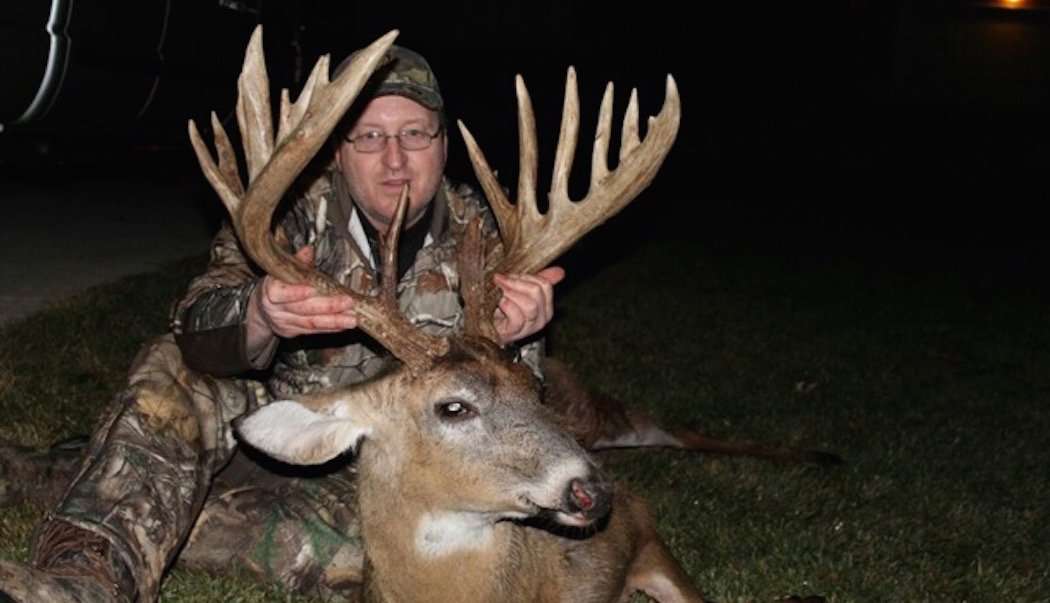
[{"x1": 492, "y1": 267, "x2": 566, "y2": 345}]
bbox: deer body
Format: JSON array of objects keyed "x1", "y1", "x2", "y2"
[{"x1": 240, "y1": 338, "x2": 703, "y2": 603}]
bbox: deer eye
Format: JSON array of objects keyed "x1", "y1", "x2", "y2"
[{"x1": 435, "y1": 399, "x2": 477, "y2": 422}]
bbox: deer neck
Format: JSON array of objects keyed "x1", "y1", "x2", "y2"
[{"x1": 357, "y1": 460, "x2": 548, "y2": 602}]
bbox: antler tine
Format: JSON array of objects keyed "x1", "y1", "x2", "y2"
[
  {"x1": 236, "y1": 26, "x2": 274, "y2": 183},
  {"x1": 509, "y1": 71, "x2": 680, "y2": 277},
  {"x1": 380, "y1": 185, "x2": 411, "y2": 305},
  {"x1": 550, "y1": 67, "x2": 580, "y2": 213},
  {"x1": 277, "y1": 53, "x2": 331, "y2": 145},
  {"x1": 620, "y1": 88, "x2": 642, "y2": 161},
  {"x1": 188, "y1": 112, "x2": 243, "y2": 216},
  {"x1": 189, "y1": 27, "x2": 450, "y2": 373},
  {"x1": 457, "y1": 74, "x2": 548, "y2": 258},
  {"x1": 209, "y1": 112, "x2": 246, "y2": 200},
  {"x1": 458, "y1": 122, "x2": 513, "y2": 241},
  {"x1": 590, "y1": 82, "x2": 615, "y2": 186},
  {"x1": 514, "y1": 75, "x2": 541, "y2": 232},
  {"x1": 458, "y1": 216, "x2": 500, "y2": 341}
]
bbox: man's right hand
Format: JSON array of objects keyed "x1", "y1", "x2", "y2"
[{"x1": 245, "y1": 246, "x2": 358, "y2": 355}]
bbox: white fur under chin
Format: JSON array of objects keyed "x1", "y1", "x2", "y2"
[{"x1": 414, "y1": 511, "x2": 494, "y2": 558}]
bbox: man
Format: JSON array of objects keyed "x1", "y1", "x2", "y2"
[{"x1": 0, "y1": 44, "x2": 563, "y2": 602}]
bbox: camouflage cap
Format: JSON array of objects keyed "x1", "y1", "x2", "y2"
[{"x1": 335, "y1": 44, "x2": 443, "y2": 111}]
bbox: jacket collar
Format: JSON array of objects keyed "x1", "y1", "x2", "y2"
[{"x1": 328, "y1": 170, "x2": 450, "y2": 271}]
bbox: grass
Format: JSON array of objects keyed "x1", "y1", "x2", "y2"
[{"x1": 2, "y1": 235, "x2": 1049, "y2": 601}]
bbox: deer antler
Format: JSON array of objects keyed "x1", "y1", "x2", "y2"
[
  {"x1": 457, "y1": 68, "x2": 681, "y2": 340},
  {"x1": 187, "y1": 26, "x2": 449, "y2": 372}
]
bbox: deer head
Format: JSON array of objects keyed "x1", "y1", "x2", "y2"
[
  {"x1": 190, "y1": 27, "x2": 679, "y2": 534},
  {"x1": 238, "y1": 338, "x2": 610, "y2": 532}
]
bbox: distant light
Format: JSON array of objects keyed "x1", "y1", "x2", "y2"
[
  {"x1": 976, "y1": 0, "x2": 1027, "y2": 7},
  {"x1": 972, "y1": 0, "x2": 1050, "y2": 9}
]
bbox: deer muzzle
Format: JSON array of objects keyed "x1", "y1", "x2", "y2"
[{"x1": 553, "y1": 473, "x2": 612, "y2": 528}]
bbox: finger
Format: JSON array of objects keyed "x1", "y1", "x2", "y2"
[
  {"x1": 496, "y1": 296, "x2": 528, "y2": 335},
  {"x1": 263, "y1": 277, "x2": 318, "y2": 304},
  {"x1": 499, "y1": 286, "x2": 542, "y2": 323},
  {"x1": 530, "y1": 273, "x2": 556, "y2": 318},
  {"x1": 494, "y1": 274, "x2": 550, "y2": 320},
  {"x1": 294, "y1": 245, "x2": 316, "y2": 266},
  {"x1": 493, "y1": 273, "x2": 548, "y2": 298},
  {"x1": 267, "y1": 306, "x2": 358, "y2": 337},
  {"x1": 273, "y1": 318, "x2": 356, "y2": 338},
  {"x1": 536, "y1": 266, "x2": 566, "y2": 286},
  {"x1": 496, "y1": 267, "x2": 563, "y2": 307},
  {"x1": 281, "y1": 294, "x2": 355, "y2": 317},
  {"x1": 284, "y1": 312, "x2": 359, "y2": 334}
]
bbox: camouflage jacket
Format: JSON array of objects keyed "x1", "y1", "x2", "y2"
[{"x1": 170, "y1": 171, "x2": 542, "y2": 398}]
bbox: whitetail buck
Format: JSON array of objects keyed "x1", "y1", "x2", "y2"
[{"x1": 188, "y1": 25, "x2": 825, "y2": 602}]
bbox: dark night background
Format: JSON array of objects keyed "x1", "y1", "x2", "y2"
[
  {"x1": 6, "y1": 5, "x2": 1050, "y2": 599},
  {"x1": 3, "y1": 0, "x2": 1050, "y2": 283}
]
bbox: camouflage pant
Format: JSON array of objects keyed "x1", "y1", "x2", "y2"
[{"x1": 32, "y1": 335, "x2": 364, "y2": 601}]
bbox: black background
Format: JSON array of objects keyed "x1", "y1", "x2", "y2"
[{"x1": 3, "y1": 1, "x2": 1049, "y2": 276}]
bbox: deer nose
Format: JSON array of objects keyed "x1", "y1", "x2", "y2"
[{"x1": 565, "y1": 476, "x2": 611, "y2": 521}]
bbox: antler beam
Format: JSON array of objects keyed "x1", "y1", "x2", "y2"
[{"x1": 457, "y1": 68, "x2": 681, "y2": 339}]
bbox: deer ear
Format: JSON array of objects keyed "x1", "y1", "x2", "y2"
[{"x1": 237, "y1": 400, "x2": 371, "y2": 465}]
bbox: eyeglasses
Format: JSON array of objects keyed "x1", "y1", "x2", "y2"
[{"x1": 344, "y1": 127, "x2": 443, "y2": 153}]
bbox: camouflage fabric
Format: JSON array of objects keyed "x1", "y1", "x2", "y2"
[
  {"x1": 30, "y1": 334, "x2": 252, "y2": 600},
  {"x1": 0, "y1": 559, "x2": 127, "y2": 603},
  {"x1": 21, "y1": 333, "x2": 372, "y2": 600},
  {"x1": 179, "y1": 451, "x2": 364, "y2": 599},
  {"x1": 6, "y1": 399, "x2": 364, "y2": 600},
  {"x1": 335, "y1": 44, "x2": 444, "y2": 111},
  {"x1": 6, "y1": 172, "x2": 544, "y2": 601}
]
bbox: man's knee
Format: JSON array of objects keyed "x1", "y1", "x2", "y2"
[{"x1": 120, "y1": 333, "x2": 252, "y2": 453}]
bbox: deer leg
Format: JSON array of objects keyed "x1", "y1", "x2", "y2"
[
  {"x1": 542, "y1": 358, "x2": 841, "y2": 465},
  {"x1": 621, "y1": 538, "x2": 706, "y2": 603},
  {"x1": 660, "y1": 421, "x2": 842, "y2": 465},
  {"x1": 615, "y1": 495, "x2": 706, "y2": 603},
  {"x1": 597, "y1": 408, "x2": 842, "y2": 465}
]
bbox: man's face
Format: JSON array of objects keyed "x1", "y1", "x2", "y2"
[{"x1": 335, "y1": 95, "x2": 447, "y2": 234}]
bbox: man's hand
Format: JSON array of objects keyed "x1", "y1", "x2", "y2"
[
  {"x1": 492, "y1": 266, "x2": 566, "y2": 345},
  {"x1": 246, "y1": 246, "x2": 358, "y2": 355}
]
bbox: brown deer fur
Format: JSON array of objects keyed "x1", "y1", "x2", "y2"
[{"x1": 239, "y1": 338, "x2": 705, "y2": 603}]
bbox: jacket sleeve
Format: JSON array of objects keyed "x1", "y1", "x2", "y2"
[{"x1": 169, "y1": 222, "x2": 276, "y2": 377}]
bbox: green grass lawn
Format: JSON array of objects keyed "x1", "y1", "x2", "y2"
[{"x1": 1, "y1": 236, "x2": 1048, "y2": 601}]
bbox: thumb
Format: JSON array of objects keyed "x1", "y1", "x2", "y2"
[
  {"x1": 294, "y1": 245, "x2": 315, "y2": 266},
  {"x1": 537, "y1": 266, "x2": 566, "y2": 286}
]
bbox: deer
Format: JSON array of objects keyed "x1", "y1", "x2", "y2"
[{"x1": 188, "y1": 25, "x2": 830, "y2": 602}]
